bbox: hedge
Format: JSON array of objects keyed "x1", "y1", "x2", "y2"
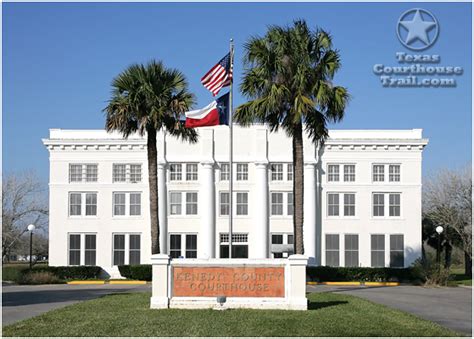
[
  {"x1": 118, "y1": 265, "x2": 152, "y2": 281},
  {"x1": 3, "y1": 266, "x2": 102, "y2": 283},
  {"x1": 306, "y1": 266, "x2": 417, "y2": 282}
]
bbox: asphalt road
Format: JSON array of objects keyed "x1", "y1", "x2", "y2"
[
  {"x1": 308, "y1": 284, "x2": 472, "y2": 335},
  {"x1": 2, "y1": 283, "x2": 150, "y2": 326}
]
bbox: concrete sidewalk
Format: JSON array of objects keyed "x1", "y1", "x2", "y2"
[
  {"x1": 308, "y1": 284, "x2": 472, "y2": 335},
  {"x1": 2, "y1": 283, "x2": 151, "y2": 326}
]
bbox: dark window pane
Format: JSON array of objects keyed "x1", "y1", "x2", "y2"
[
  {"x1": 69, "y1": 250, "x2": 80, "y2": 266},
  {"x1": 272, "y1": 235, "x2": 283, "y2": 244},
  {"x1": 130, "y1": 251, "x2": 140, "y2": 265},
  {"x1": 114, "y1": 251, "x2": 125, "y2": 266},
  {"x1": 130, "y1": 235, "x2": 140, "y2": 250},
  {"x1": 114, "y1": 235, "x2": 125, "y2": 250},
  {"x1": 70, "y1": 234, "x2": 81, "y2": 250},
  {"x1": 85, "y1": 251, "x2": 96, "y2": 266},
  {"x1": 170, "y1": 234, "x2": 181, "y2": 258},
  {"x1": 274, "y1": 253, "x2": 283, "y2": 258}
]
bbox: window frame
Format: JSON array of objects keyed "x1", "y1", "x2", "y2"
[
  {"x1": 185, "y1": 163, "x2": 198, "y2": 181},
  {"x1": 236, "y1": 163, "x2": 248, "y2": 181},
  {"x1": 390, "y1": 234, "x2": 404, "y2": 268},
  {"x1": 325, "y1": 234, "x2": 340, "y2": 267},
  {"x1": 343, "y1": 164, "x2": 356, "y2": 182},
  {"x1": 112, "y1": 233, "x2": 141, "y2": 266},
  {"x1": 270, "y1": 163, "x2": 284, "y2": 181},
  {"x1": 372, "y1": 192, "x2": 402, "y2": 218},
  {"x1": 344, "y1": 234, "x2": 359, "y2": 267},
  {"x1": 69, "y1": 192, "x2": 97, "y2": 218},
  {"x1": 168, "y1": 191, "x2": 199, "y2": 216},
  {"x1": 68, "y1": 233, "x2": 97, "y2": 266},
  {"x1": 168, "y1": 233, "x2": 198, "y2": 258},
  {"x1": 327, "y1": 164, "x2": 340, "y2": 182},
  {"x1": 69, "y1": 163, "x2": 98, "y2": 183},
  {"x1": 112, "y1": 192, "x2": 142, "y2": 217},
  {"x1": 371, "y1": 234, "x2": 385, "y2": 268}
]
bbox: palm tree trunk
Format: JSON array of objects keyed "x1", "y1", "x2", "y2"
[
  {"x1": 147, "y1": 126, "x2": 160, "y2": 254},
  {"x1": 292, "y1": 122, "x2": 304, "y2": 254}
]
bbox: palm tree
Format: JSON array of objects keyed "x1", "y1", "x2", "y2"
[
  {"x1": 234, "y1": 20, "x2": 349, "y2": 254},
  {"x1": 104, "y1": 60, "x2": 198, "y2": 254}
]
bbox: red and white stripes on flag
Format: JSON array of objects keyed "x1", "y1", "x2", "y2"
[{"x1": 201, "y1": 52, "x2": 233, "y2": 96}]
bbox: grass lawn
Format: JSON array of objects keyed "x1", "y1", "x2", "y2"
[
  {"x1": 449, "y1": 267, "x2": 472, "y2": 286},
  {"x1": 2, "y1": 292, "x2": 462, "y2": 337}
]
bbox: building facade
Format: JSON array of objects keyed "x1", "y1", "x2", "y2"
[{"x1": 43, "y1": 126, "x2": 428, "y2": 277}]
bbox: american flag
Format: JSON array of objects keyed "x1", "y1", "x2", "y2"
[{"x1": 201, "y1": 52, "x2": 233, "y2": 96}]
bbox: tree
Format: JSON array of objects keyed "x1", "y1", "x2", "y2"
[
  {"x1": 234, "y1": 20, "x2": 349, "y2": 254},
  {"x1": 423, "y1": 166, "x2": 472, "y2": 275},
  {"x1": 104, "y1": 60, "x2": 198, "y2": 254},
  {"x1": 2, "y1": 172, "x2": 48, "y2": 263}
]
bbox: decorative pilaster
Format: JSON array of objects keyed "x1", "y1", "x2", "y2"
[
  {"x1": 199, "y1": 161, "x2": 215, "y2": 258},
  {"x1": 303, "y1": 162, "x2": 317, "y2": 265},
  {"x1": 157, "y1": 162, "x2": 168, "y2": 254},
  {"x1": 254, "y1": 161, "x2": 269, "y2": 258}
]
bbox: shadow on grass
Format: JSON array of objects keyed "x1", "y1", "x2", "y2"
[{"x1": 307, "y1": 300, "x2": 348, "y2": 310}]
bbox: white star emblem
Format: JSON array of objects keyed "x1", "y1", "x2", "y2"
[{"x1": 399, "y1": 9, "x2": 437, "y2": 47}]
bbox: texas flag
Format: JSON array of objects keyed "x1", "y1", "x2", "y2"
[{"x1": 184, "y1": 93, "x2": 229, "y2": 128}]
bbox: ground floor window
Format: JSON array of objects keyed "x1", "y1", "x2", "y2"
[
  {"x1": 68, "y1": 233, "x2": 96, "y2": 266},
  {"x1": 390, "y1": 234, "x2": 404, "y2": 268},
  {"x1": 169, "y1": 233, "x2": 197, "y2": 259},
  {"x1": 371, "y1": 234, "x2": 385, "y2": 267},
  {"x1": 344, "y1": 234, "x2": 359, "y2": 267},
  {"x1": 220, "y1": 233, "x2": 248, "y2": 258},
  {"x1": 325, "y1": 234, "x2": 340, "y2": 267},
  {"x1": 271, "y1": 233, "x2": 294, "y2": 258},
  {"x1": 113, "y1": 233, "x2": 141, "y2": 266}
]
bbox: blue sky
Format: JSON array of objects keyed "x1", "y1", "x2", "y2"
[{"x1": 3, "y1": 2, "x2": 471, "y2": 183}]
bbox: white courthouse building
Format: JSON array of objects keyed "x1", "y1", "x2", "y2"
[{"x1": 43, "y1": 126, "x2": 428, "y2": 277}]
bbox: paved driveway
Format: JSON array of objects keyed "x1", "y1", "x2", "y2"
[
  {"x1": 2, "y1": 283, "x2": 151, "y2": 326},
  {"x1": 307, "y1": 284, "x2": 472, "y2": 335}
]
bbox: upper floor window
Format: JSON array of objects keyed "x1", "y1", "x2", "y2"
[
  {"x1": 270, "y1": 164, "x2": 284, "y2": 181},
  {"x1": 372, "y1": 192, "x2": 401, "y2": 217},
  {"x1": 327, "y1": 192, "x2": 356, "y2": 217},
  {"x1": 236, "y1": 164, "x2": 248, "y2": 181},
  {"x1": 343, "y1": 165, "x2": 356, "y2": 182},
  {"x1": 169, "y1": 191, "x2": 198, "y2": 216},
  {"x1": 169, "y1": 233, "x2": 197, "y2": 259},
  {"x1": 373, "y1": 165, "x2": 385, "y2": 182},
  {"x1": 373, "y1": 164, "x2": 401, "y2": 182},
  {"x1": 236, "y1": 192, "x2": 248, "y2": 215},
  {"x1": 389, "y1": 165, "x2": 401, "y2": 182},
  {"x1": 69, "y1": 233, "x2": 97, "y2": 266},
  {"x1": 328, "y1": 165, "x2": 340, "y2": 182},
  {"x1": 287, "y1": 164, "x2": 293, "y2": 181},
  {"x1": 69, "y1": 164, "x2": 98, "y2": 183},
  {"x1": 169, "y1": 163, "x2": 182, "y2": 181},
  {"x1": 220, "y1": 163, "x2": 230, "y2": 181},
  {"x1": 113, "y1": 192, "x2": 142, "y2": 217},
  {"x1": 186, "y1": 164, "x2": 198, "y2": 181},
  {"x1": 69, "y1": 192, "x2": 97, "y2": 217},
  {"x1": 113, "y1": 164, "x2": 142, "y2": 183},
  {"x1": 270, "y1": 192, "x2": 293, "y2": 217}
]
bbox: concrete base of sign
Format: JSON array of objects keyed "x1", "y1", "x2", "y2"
[{"x1": 150, "y1": 254, "x2": 308, "y2": 311}]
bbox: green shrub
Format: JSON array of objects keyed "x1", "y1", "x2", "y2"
[
  {"x1": 19, "y1": 271, "x2": 64, "y2": 285},
  {"x1": 118, "y1": 265, "x2": 152, "y2": 281},
  {"x1": 2, "y1": 266, "x2": 30, "y2": 282},
  {"x1": 306, "y1": 266, "x2": 415, "y2": 282},
  {"x1": 411, "y1": 255, "x2": 450, "y2": 286},
  {"x1": 27, "y1": 266, "x2": 102, "y2": 280}
]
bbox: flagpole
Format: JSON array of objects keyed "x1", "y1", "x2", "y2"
[{"x1": 228, "y1": 38, "x2": 234, "y2": 259}]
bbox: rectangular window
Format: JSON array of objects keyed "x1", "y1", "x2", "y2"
[
  {"x1": 113, "y1": 164, "x2": 127, "y2": 182},
  {"x1": 185, "y1": 234, "x2": 197, "y2": 258},
  {"x1": 170, "y1": 192, "x2": 182, "y2": 215},
  {"x1": 344, "y1": 165, "x2": 355, "y2": 182},
  {"x1": 328, "y1": 193, "x2": 340, "y2": 216},
  {"x1": 85, "y1": 193, "x2": 97, "y2": 216},
  {"x1": 186, "y1": 164, "x2": 198, "y2": 181},
  {"x1": 371, "y1": 234, "x2": 385, "y2": 268},
  {"x1": 272, "y1": 234, "x2": 284, "y2": 244},
  {"x1": 287, "y1": 164, "x2": 293, "y2": 181},
  {"x1": 69, "y1": 234, "x2": 81, "y2": 266},
  {"x1": 220, "y1": 163, "x2": 230, "y2": 181},
  {"x1": 170, "y1": 234, "x2": 182, "y2": 258},
  {"x1": 113, "y1": 193, "x2": 126, "y2": 216},
  {"x1": 389, "y1": 193, "x2": 401, "y2": 217},
  {"x1": 344, "y1": 235, "x2": 359, "y2": 267},
  {"x1": 373, "y1": 193, "x2": 385, "y2": 217},
  {"x1": 130, "y1": 164, "x2": 142, "y2": 183},
  {"x1": 129, "y1": 193, "x2": 141, "y2": 216},
  {"x1": 236, "y1": 164, "x2": 248, "y2": 181},
  {"x1": 271, "y1": 192, "x2": 283, "y2": 216},
  {"x1": 390, "y1": 235, "x2": 404, "y2": 268},
  {"x1": 170, "y1": 163, "x2": 182, "y2": 181},
  {"x1": 271, "y1": 164, "x2": 284, "y2": 181},
  {"x1": 288, "y1": 234, "x2": 294, "y2": 245},
  {"x1": 236, "y1": 192, "x2": 248, "y2": 215},
  {"x1": 186, "y1": 192, "x2": 198, "y2": 215},
  {"x1": 69, "y1": 164, "x2": 83, "y2": 182},
  {"x1": 373, "y1": 165, "x2": 385, "y2": 182},
  {"x1": 220, "y1": 192, "x2": 230, "y2": 216},
  {"x1": 69, "y1": 193, "x2": 82, "y2": 216},
  {"x1": 287, "y1": 192, "x2": 294, "y2": 216},
  {"x1": 328, "y1": 165, "x2": 339, "y2": 182},
  {"x1": 84, "y1": 234, "x2": 96, "y2": 266},
  {"x1": 389, "y1": 165, "x2": 400, "y2": 182},
  {"x1": 343, "y1": 193, "x2": 355, "y2": 216},
  {"x1": 129, "y1": 234, "x2": 141, "y2": 265},
  {"x1": 113, "y1": 234, "x2": 126, "y2": 266},
  {"x1": 85, "y1": 165, "x2": 98, "y2": 182},
  {"x1": 325, "y1": 234, "x2": 340, "y2": 267}
]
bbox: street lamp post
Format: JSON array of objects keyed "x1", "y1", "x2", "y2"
[
  {"x1": 27, "y1": 224, "x2": 36, "y2": 269},
  {"x1": 436, "y1": 226, "x2": 444, "y2": 274}
]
